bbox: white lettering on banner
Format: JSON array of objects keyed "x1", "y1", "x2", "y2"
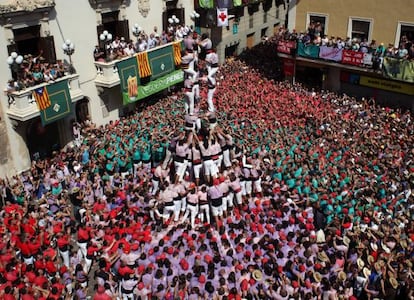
[{"x1": 140, "y1": 71, "x2": 183, "y2": 97}]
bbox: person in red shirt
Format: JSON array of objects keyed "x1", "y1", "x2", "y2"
[
  {"x1": 93, "y1": 285, "x2": 112, "y2": 300},
  {"x1": 56, "y1": 232, "x2": 71, "y2": 268}
]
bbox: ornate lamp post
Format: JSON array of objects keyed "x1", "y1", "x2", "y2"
[
  {"x1": 99, "y1": 30, "x2": 113, "y2": 61},
  {"x1": 62, "y1": 39, "x2": 75, "y2": 74},
  {"x1": 7, "y1": 51, "x2": 23, "y2": 81},
  {"x1": 190, "y1": 10, "x2": 200, "y2": 33},
  {"x1": 132, "y1": 24, "x2": 142, "y2": 39}
]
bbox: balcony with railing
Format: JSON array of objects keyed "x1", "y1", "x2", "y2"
[
  {"x1": 94, "y1": 41, "x2": 183, "y2": 89},
  {"x1": 7, "y1": 74, "x2": 84, "y2": 121}
]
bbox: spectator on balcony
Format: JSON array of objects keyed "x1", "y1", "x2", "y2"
[
  {"x1": 351, "y1": 38, "x2": 360, "y2": 51},
  {"x1": 345, "y1": 37, "x2": 352, "y2": 49},
  {"x1": 336, "y1": 37, "x2": 345, "y2": 49},
  {"x1": 32, "y1": 66, "x2": 44, "y2": 85},
  {"x1": 360, "y1": 38, "x2": 370, "y2": 53},
  {"x1": 409, "y1": 43, "x2": 414, "y2": 59},
  {"x1": 123, "y1": 43, "x2": 136, "y2": 57},
  {"x1": 111, "y1": 36, "x2": 122, "y2": 51},
  {"x1": 94, "y1": 45, "x2": 105, "y2": 62},
  {"x1": 397, "y1": 43, "x2": 409, "y2": 59},
  {"x1": 119, "y1": 37, "x2": 127, "y2": 49},
  {"x1": 147, "y1": 33, "x2": 157, "y2": 50},
  {"x1": 137, "y1": 37, "x2": 148, "y2": 53}
]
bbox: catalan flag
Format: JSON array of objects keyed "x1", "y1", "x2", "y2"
[
  {"x1": 33, "y1": 86, "x2": 51, "y2": 111},
  {"x1": 136, "y1": 52, "x2": 152, "y2": 78},
  {"x1": 173, "y1": 41, "x2": 182, "y2": 66}
]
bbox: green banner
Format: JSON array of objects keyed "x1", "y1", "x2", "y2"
[
  {"x1": 233, "y1": 0, "x2": 242, "y2": 6},
  {"x1": 117, "y1": 56, "x2": 140, "y2": 103},
  {"x1": 383, "y1": 57, "x2": 414, "y2": 83},
  {"x1": 297, "y1": 42, "x2": 320, "y2": 58},
  {"x1": 40, "y1": 79, "x2": 72, "y2": 126},
  {"x1": 122, "y1": 70, "x2": 184, "y2": 105},
  {"x1": 199, "y1": 0, "x2": 214, "y2": 8},
  {"x1": 148, "y1": 45, "x2": 175, "y2": 80}
]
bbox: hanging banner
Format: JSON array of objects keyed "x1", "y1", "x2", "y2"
[
  {"x1": 122, "y1": 70, "x2": 184, "y2": 104},
  {"x1": 318, "y1": 46, "x2": 343, "y2": 62},
  {"x1": 117, "y1": 55, "x2": 140, "y2": 103},
  {"x1": 233, "y1": 0, "x2": 242, "y2": 6},
  {"x1": 363, "y1": 53, "x2": 373, "y2": 66},
  {"x1": 147, "y1": 44, "x2": 176, "y2": 80},
  {"x1": 277, "y1": 40, "x2": 297, "y2": 55},
  {"x1": 217, "y1": 0, "x2": 233, "y2": 8},
  {"x1": 39, "y1": 79, "x2": 72, "y2": 126},
  {"x1": 283, "y1": 58, "x2": 295, "y2": 76},
  {"x1": 297, "y1": 42, "x2": 319, "y2": 58},
  {"x1": 359, "y1": 75, "x2": 414, "y2": 95},
  {"x1": 383, "y1": 57, "x2": 414, "y2": 83},
  {"x1": 117, "y1": 42, "x2": 184, "y2": 103},
  {"x1": 341, "y1": 50, "x2": 364, "y2": 66},
  {"x1": 199, "y1": 0, "x2": 214, "y2": 8},
  {"x1": 217, "y1": 8, "x2": 229, "y2": 27}
]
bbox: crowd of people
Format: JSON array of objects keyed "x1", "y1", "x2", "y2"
[
  {"x1": 4, "y1": 50, "x2": 68, "y2": 104},
  {"x1": 94, "y1": 24, "x2": 194, "y2": 62},
  {"x1": 0, "y1": 34, "x2": 414, "y2": 300},
  {"x1": 279, "y1": 21, "x2": 414, "y2": 60}
]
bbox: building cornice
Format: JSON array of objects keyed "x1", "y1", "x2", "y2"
[{"x1": 0, "y1": 0, "x2": 55, "y2": 17}]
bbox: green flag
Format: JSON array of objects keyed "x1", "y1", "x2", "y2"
[
  {"x1": 233, "y1": 0, "x2": 242, "y2": 6},
  {"x1": 199, "y1": 0, "x2": 214, "y2": 8},
  {"x1": 40, "y1": 79, "x2": 72, "y2": 126},
  {"x1": 116, "y1": 56, "x2": 140, "y2": 103}
]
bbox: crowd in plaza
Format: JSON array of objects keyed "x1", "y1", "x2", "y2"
[
  {"x1": 0, "y1": 28, "x2": 414, "y2": 300},
  {"x1": 277, "y1": 22, "x2": 414, "y2": 60}
]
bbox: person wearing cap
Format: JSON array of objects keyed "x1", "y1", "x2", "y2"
[
  {"x1": 228, "y1": 172, "x2": 243, "y2": 210},
  {"x1": 182, "y1": 183, "x2": 199, "y2": 228},
  {"x1": 173, "y1": 131, "x2": 192, "y2": 184},
  {"x1": 194, "y1": 133, "x2": 218, "y2": 184},
  {"x1": 208, "y1": 178, "x2": 223, "y2": 229},
  {"x1": 197, "y1": 185, "x2": 210, "y2": 225},
  {"x1": 160, "y1": 182, "x2": 178, "y2": 223}
]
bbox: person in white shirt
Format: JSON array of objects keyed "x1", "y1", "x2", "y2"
[{"x1": 205, "y1": 48, "x2": 219, "y2": 112}]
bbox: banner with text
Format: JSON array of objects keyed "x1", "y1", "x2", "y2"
[
  {"x1": 318, "y1": 46, "x2": 343, "y2": 62},
  {"x1": 359, "y1": 75, "x2": 414, "y2": 95},
  {"x1": 277, "y1": 40, "x2": 297, "y2": 55},
  {"x1": 383, "y1": 57, "x2": 414, "y2": 83},
  {"x1": 40, "y1": 79, "x2": 72, "y2": 126},
  {"x1": 297, "y1": 42, "x2": 319, "y2": 58},
  {"x1": 341, "y1": 50, "x2": 364, "y2": 66},
  {"x1": 122, "y1": 70, "x2": 184, "y2": 104}
]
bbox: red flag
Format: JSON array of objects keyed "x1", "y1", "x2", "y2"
[{"x1": 33, "y1": 87, "x2": 51, "y2": 111}]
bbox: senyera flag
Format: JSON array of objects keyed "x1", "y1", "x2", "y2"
[{"x1": 33, "y1": 86, "x2": 51, "y2": 111}]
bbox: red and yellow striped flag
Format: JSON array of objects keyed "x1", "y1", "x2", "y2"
[
  {"x1": 173, "y1": 41, "x2": 182, "y2": 66},
  {"x1": 136, "y1": 52, "x2": 152, "y2": 78},
  {"x1": 33, "y1": 86, "x2": 51, "y2": 111}
]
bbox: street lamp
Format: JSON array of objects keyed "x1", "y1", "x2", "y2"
[
  {"x1": 99, "y1": 30, "x2": 113, "y2": 61},
  {"x1": 168, "y1": 14, "x2": 180, "y2": 26},
  {"x1": 62, "y1": 39, "x2": 75, "y2": 74},
  {"x1": 132, "y1": 23, "x2": 142, "y2": 38},
  {"x1": 7, "y1": 51, "x2": 24, "y2": 81},
  {"x1": 190, "y1": 11, "x2": 200, "y2": 34}
]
